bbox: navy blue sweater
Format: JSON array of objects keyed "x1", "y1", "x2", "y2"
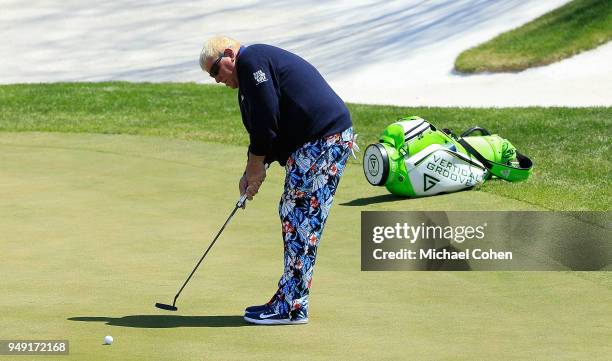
[{"x1": 237, "y1": 44, "x2": 352, "y2": 165}]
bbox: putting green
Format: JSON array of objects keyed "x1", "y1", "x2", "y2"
[{"x1": 0, "y1": 132, "x2": 610, "y2": 360}]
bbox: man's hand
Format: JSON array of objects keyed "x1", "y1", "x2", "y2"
[
  {"x1": 239, "y1": 174, "x2": 248, "y2": 198},
  {"x1": 240, "y1": 153, "x2": 266, "y2": 206}
]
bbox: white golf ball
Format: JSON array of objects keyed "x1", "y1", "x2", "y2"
[{"x1": 104, "y1": 335, "x2": 113, "y2": 345}]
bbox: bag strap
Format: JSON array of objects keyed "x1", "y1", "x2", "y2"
[{"x1": 457, "y1": 138, "x2": 492, "y2": 169}]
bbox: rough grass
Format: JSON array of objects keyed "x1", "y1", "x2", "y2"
[
  {"x1": 1, "y1": 82, "x2": 610, "y2": 210},
  {"x1": 455, "y1": 0, "x2": 612, "y2": 73}
]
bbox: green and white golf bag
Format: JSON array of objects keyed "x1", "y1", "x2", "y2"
[{"x1": 363, "y1": 116, "x2": 533, "y2": 197}]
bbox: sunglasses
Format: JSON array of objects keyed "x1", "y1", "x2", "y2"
[{"x1": 208, "y1": 56, "x2": 223, "y2": 77}]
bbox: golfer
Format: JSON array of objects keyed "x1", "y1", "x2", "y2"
[{"x1": 200, "y1": 35, "x2": 355, "y2": 325}]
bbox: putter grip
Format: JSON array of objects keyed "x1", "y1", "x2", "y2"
[
  {"x1": 237, "y1": 163, "x2": 270, "y2": 208},
  {"x1": 237, "y1": 193, "x2": 248, "y2": 208}
]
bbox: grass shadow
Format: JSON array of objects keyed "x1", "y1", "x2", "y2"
[
  {"x1": 68, "y1": 315, "x2": 249, "y2": 328},
  {"x1": 340, "y1": 193, "x2": 406, "y2": 206},
  {"x1": 341, "y1": 191, "x2": 472, "y2": 206}
]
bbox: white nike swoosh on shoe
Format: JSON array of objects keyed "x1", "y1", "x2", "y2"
[{"x1": 259, "y1": 313, "x2": 280, "y2": 319}]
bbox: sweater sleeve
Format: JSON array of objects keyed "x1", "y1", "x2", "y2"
[{"x1": 238, "y1": 55, "x2": 280, "y2": 156}]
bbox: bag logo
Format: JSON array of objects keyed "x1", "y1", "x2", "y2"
[
  {"x1": 424, "y1": 173, "x2": 440, "y2": 191},
  {"x1": 253, "y1": 70, "x2": 268, "y2": 85},
  {"x1": 368, "y1": 155, "x2": 379, "y2": 176}
]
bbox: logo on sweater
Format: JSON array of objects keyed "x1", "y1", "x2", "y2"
[{"x1": 253, "y1": 70, "x2": 268, "y2": 85}]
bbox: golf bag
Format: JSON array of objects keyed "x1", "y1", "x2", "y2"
[{"x1": 363, "y1": 116, "x2": 533, "y2": 197}]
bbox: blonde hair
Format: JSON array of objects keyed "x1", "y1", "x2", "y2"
[{"x1": 199, "y1": 35, "x2": 241, "y2": 71}]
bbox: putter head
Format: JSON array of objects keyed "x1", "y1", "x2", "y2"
[{"x1": 155, "y1": 302, "x2": 178, "y2": 311}]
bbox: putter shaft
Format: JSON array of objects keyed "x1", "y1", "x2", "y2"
[
  {"x1": 172, "y1": 201, "x2": 242, "y2": 305},
  {"x1": 157, "y1": 164, "x2": 266, "y2": 311}
]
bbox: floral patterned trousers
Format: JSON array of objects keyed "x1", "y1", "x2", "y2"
[{"x1": 268, "y1": 127, "x2": 354, "y2": 320}]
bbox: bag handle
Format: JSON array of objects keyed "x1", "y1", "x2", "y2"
[{"x1": 461, "y1": 127, "x2": 491, "y2": 137}]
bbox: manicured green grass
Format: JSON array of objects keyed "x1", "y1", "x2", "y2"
[
  {"x1": 1, "y1": 82, "x2": 610, "y2": 210},
  {"x1": 455, "y1": 0, "x2": 612, "y2": 73},
  {"x1": 0, "y1": 133, "x2": 610, "y2": 360}
]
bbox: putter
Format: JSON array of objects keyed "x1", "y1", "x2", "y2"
[
  {"x1": 155, "y1": 193, "x2": 248, "y2": 311},
  {"x1": 156, "y1": 165, "x2": 267, "y2": 311}
]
